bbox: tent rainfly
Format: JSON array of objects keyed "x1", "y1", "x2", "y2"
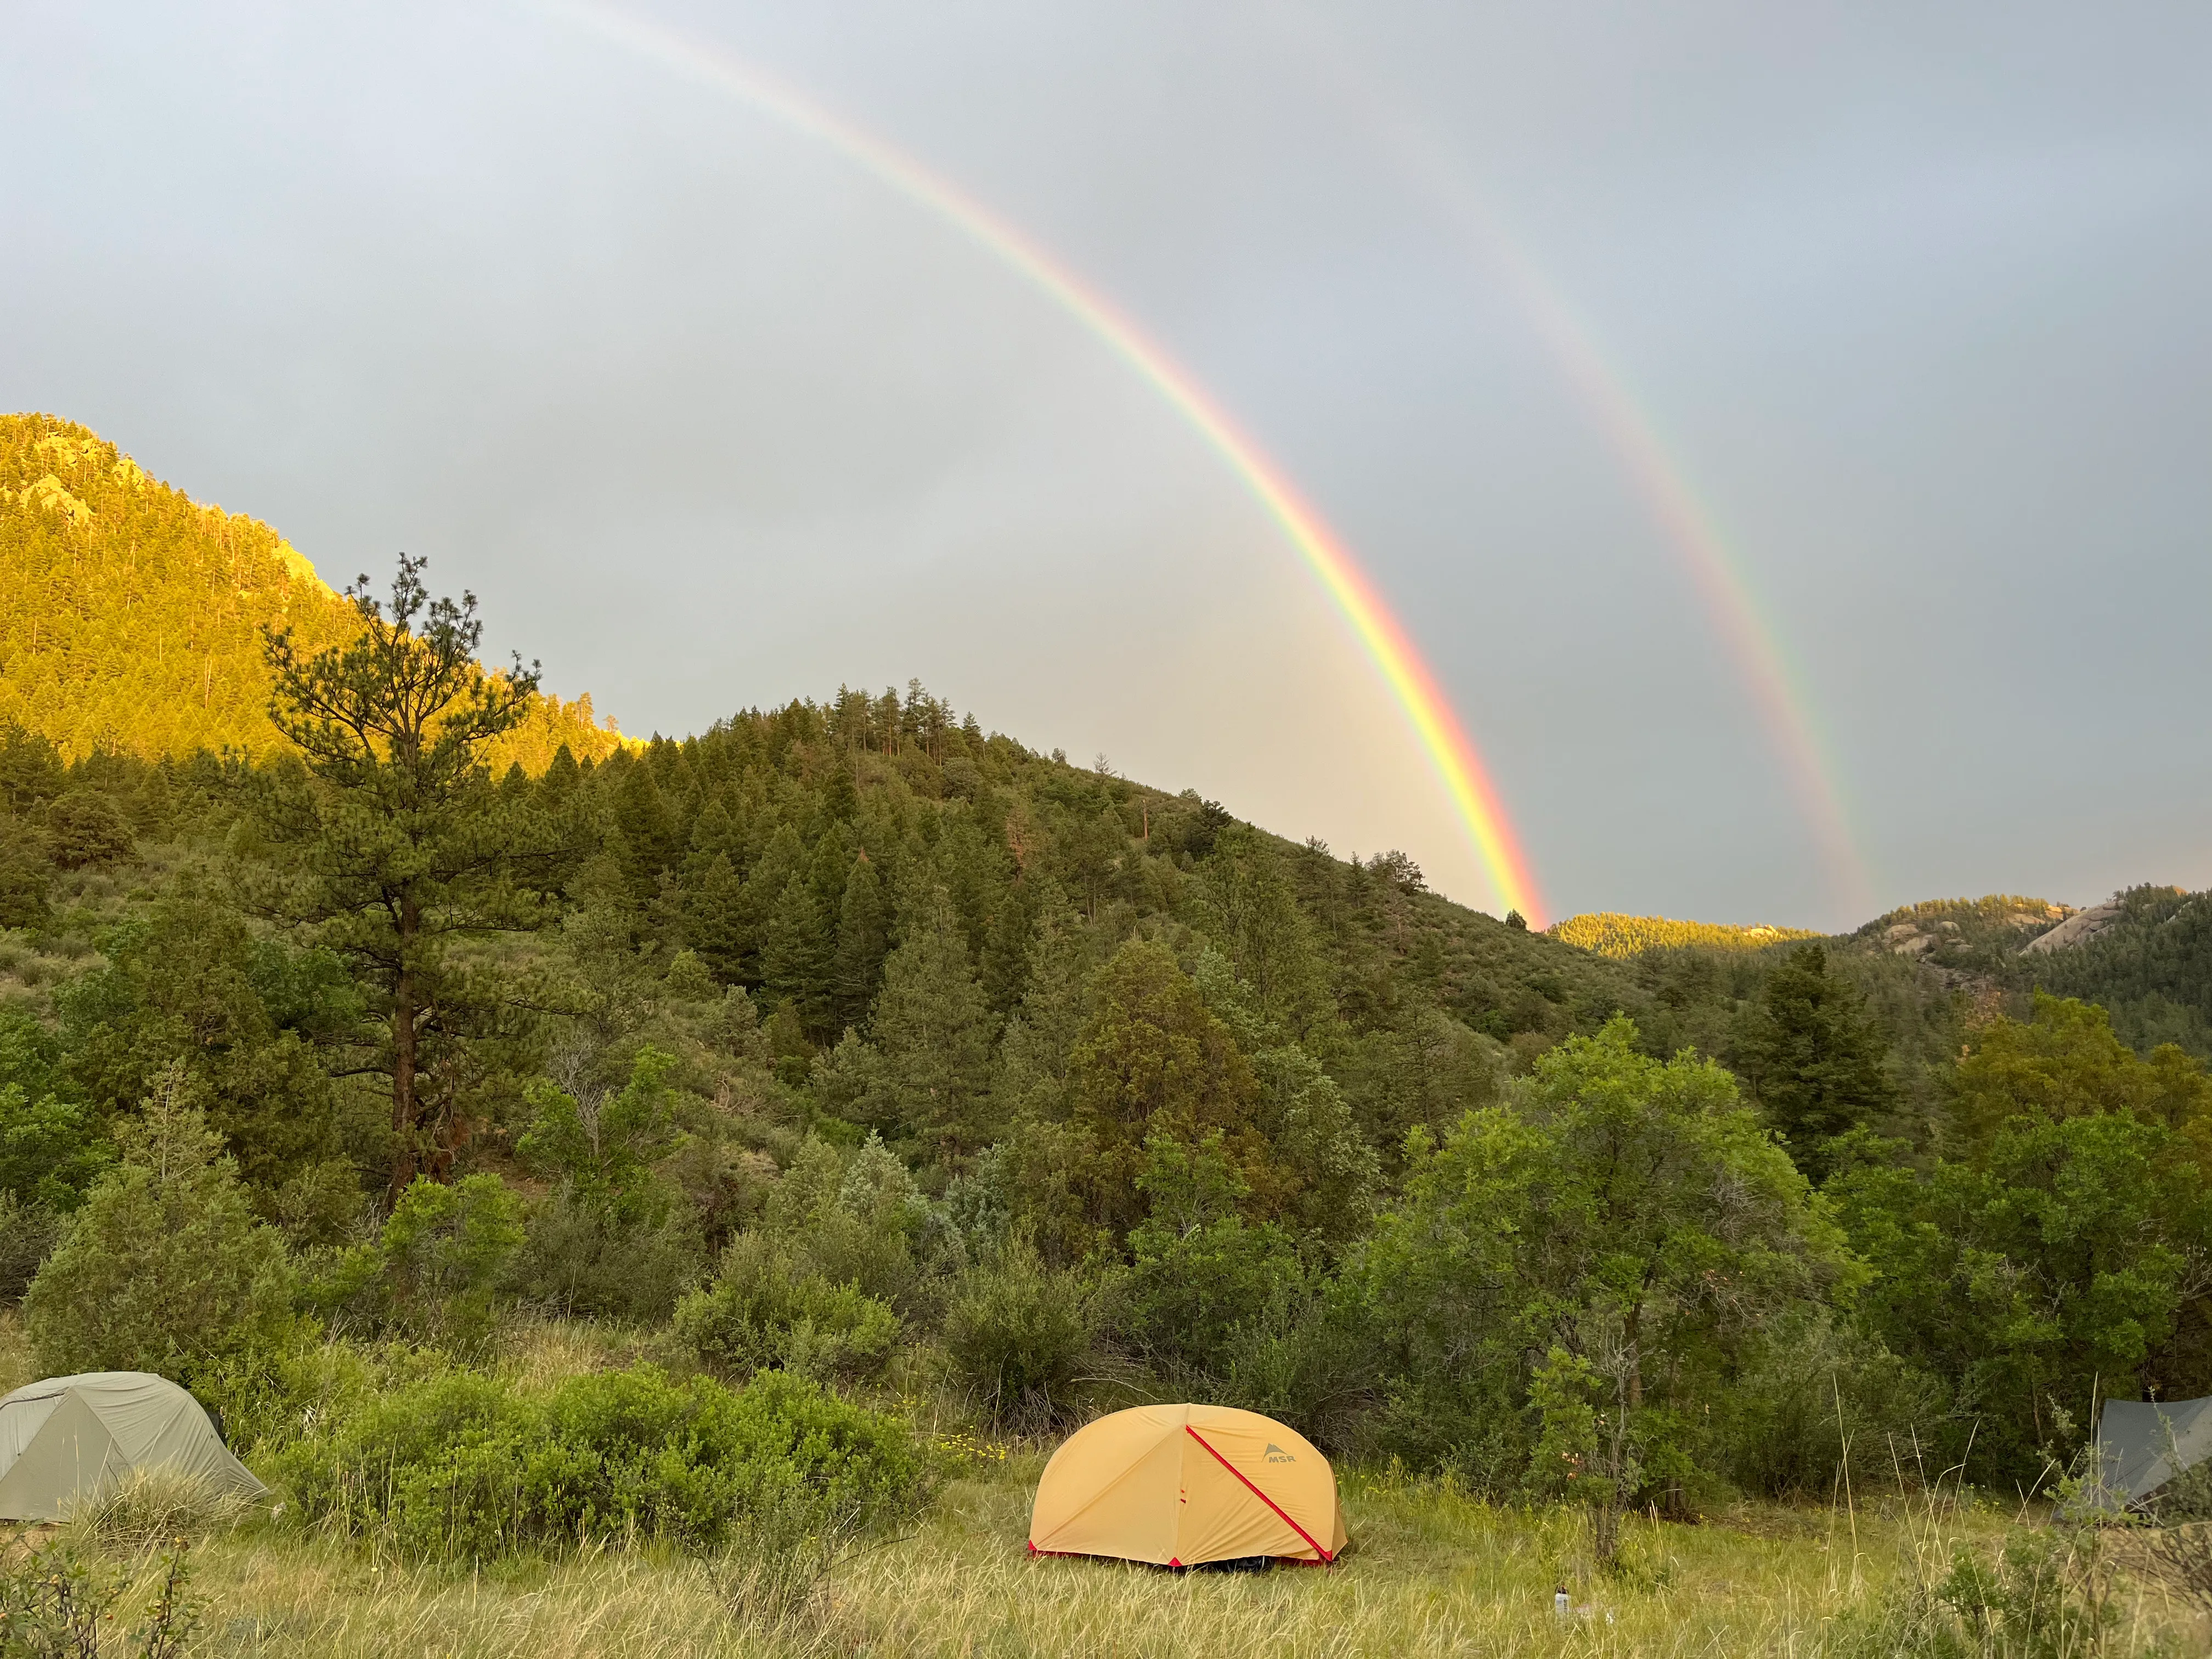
[
  {"x1": 0, "y1": 1372, "x2": 267, "y2": 1522},
  {"x1": 2085, "y1": 1397, "x2": 2212, "y2": 1511},
  {"x1": 1027, "y1": 1404, "x2": 1347, "y2": 1568}
]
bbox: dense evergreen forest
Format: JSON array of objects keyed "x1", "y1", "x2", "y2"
[{"x1": 5, "y1": 425, "x2": 2212, "y2": 1561}]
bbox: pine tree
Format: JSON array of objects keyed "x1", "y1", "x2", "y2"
[
  {"x1": 833, "y1": 854, "x2": 890, "y2": 1032},
  {"x1": 1735, "y1": 944, "x2": 1897, "y2": 1179},
  {"x1": 821, "y1": 748, "x2": 859, "y2": 823},
  {"x1": 1066, "y1": 939, "x2": 1269, "y2": 1233},
  {"x1": 610, "y1": 756, "x2": 678, "y2": 901},
  {"x1": 991, "y1": 887, "x2": 1094, "y2": 1125},
  {"x1": 684, "y1": 851, "x2": 748, "y2": 983},
  {"x1": 865, "y1": 885, "x2": 998, "y2": 1162},
  {"x1": 252, "y1": 555, "x2": 549, "y2": 1202},
  {"x1": 762, "y1": 877, "x2": 834, "y2": 1037}
]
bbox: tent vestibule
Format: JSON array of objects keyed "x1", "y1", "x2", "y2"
[{"x1": 1028, "y1": 1403, "x2": 1347, "y2": 1568}]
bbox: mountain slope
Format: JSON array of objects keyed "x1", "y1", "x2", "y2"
[
  {"x1": 0, "y1": 413, "x2": 622, "y2": 769},
  {"x1": 2024, "y1": 885, "x2": 2212, "y2": 1057}
]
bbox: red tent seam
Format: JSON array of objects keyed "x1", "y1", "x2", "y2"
[{"x1": 1182, "y1": 1425, "x2": 1334, "y2": 1562}]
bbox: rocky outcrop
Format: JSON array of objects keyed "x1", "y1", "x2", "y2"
[{"x1": 2022, "y1": 899, "x2": 2129, "y2": 955}]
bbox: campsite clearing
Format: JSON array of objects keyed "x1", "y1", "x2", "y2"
[{"x1": 31, "y1": 1463, "x2": 2209, "y2": 1658}]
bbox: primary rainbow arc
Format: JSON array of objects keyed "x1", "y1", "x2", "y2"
[{"x1": 547, "y1": 0, "x2": 1547, "y2": 924}]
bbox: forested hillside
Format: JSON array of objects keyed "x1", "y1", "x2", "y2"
[
  {"x1": 4, "y1": 511, "x2": 2212, "y2": 1611},
  {"x1": 0, "y1": 413, "x2": 622, "y2": 769},
  {"x1": 2022, "y1": 885, "x2": 2212, "y2": 1058}
]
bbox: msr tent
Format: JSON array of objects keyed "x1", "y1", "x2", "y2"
[
  {"x1": 2084, "y1": 1397, "x2": 2212, "y2": 1512},
  {"x1": 1027, "y1": 1403, "x2": 1347, "y2": 1568},
  {"x1": 0, "y1": 1372, "x2": 267, "y2": 1522}
]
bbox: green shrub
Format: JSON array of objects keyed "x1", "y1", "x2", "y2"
[
  {"x1": 193, "y1": 1334, "x2": 453, "y2": 1459},
  {"x1": 940, "y1": 1240, "x2": 1106, "y2": 1430},
  {"x1": 42, "y1": 791, "x2": 134, "y2": 871},
  {"x1": 673, "y1": 1233, "x2": 898, "y2": 1383},
  {"x1": 1837, "y1": 1527, "x2": 2120, "y2": 1659},
  {"x1": 306, "y1": 1174, "x2": 523, "y2": 1352},
  {"x1": 509, "y1": 1186, "x2": 703, "y2": 1323},
  {"x1": 275, "y1": 1363, "x2": 924, "y2": 1563},
  {"x1": 24, "y1": 1066, "x2": 293, "y2": 1380},
  {"x1": 0, "y1": 1083, "x2": 111, "y2": 1212},
  {"x1": 0, "y1": 1191, "x2": 60, "y2": 1302},
  {"x1": 0, "y1": 1535, "x2": 202, "y2": 1657}
]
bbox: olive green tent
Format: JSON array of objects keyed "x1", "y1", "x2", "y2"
[
  {"x1": 0, "y1": 1372, "x2": 266, "y2": 1522},
  {"x1": 2081, "y1": 1397, "x2": 2212, "y2": 1513}
]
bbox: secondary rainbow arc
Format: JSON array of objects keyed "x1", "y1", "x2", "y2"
[
  {"x1": 544, "y1": 0, "x2": 1547, "y2": 924},
  {"x1": 1264, "y1": 17, "x2": 1874, "y2": 916}
]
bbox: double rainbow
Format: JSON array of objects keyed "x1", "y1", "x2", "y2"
[{"x1": 546, "y1": 1, "x2": 1548, "y2": 925}]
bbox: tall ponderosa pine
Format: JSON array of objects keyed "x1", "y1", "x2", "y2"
[
  {"x1": 256, "y1": 555, "x2": 549, "y2": 1202},
  {"x1": 1735, "y1": 944, "x2": 1895, "y2": 1178}
]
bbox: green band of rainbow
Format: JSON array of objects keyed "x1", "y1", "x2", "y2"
[{"x1": 548, "y1": 1, "x2": 1547, "y2": 922}]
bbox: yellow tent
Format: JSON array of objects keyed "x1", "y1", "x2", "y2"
[{"x1": 1027, "y1": 1404, "x2": 1347, "y2": 1567}]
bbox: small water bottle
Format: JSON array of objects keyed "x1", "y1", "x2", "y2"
[{"x1": 1554, "y1": 1587, "x2": 1570, "y2": 1620}]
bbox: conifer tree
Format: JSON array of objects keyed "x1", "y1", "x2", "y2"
[
  {"x1": 991, "y1": 887, "x2": 1092, "y2": 1125},
  {"x1": 833, "y1": 854, "x2": 890, "y2": 1031},
  {"x1": 735, "y1": 822, "x2": 808, "y2": 984},
  {"x1": 253, "y1": 555, "x2": 548, "y2": 1203},
  {"x1": 25, "y1": 1065, "x2": 294, "y2": 1378},
  {"x1": 762, "y1": 876, "x2": 834, "y2": 1036},
  {"x1": 609, "y1": 756, "x2": 677, "y2": 901},
  {"x1": 685, "y1": 851, "x2": 747, "y2": 983},
  {"x1": 1066, "y1": 939, "x2": 1270, "y2": 1232},
  {"x1": 1734, "y1": 944, "x2": 1897, "y2": 1179},
  {"x1": 865, "y1": 885, "x2": 998, "y2": 1161}
]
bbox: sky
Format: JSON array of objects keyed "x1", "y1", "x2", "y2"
[{"x1": 4, "y1": 1, "x2": 2209, "y2": 929}]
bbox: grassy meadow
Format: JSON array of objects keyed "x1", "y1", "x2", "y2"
[{"x1": 5, "y1": 1318, "x2": 2209, "y2": 1659}]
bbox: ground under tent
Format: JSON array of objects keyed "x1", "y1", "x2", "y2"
[
  {"x1": 1028, "y1": 1403, "x2": 1347, "y2": 1568},
  {"x1": 0, "y1": 1372, "x2": 267, "y2": 1522},
  {"x1": 2085, "y1": 1397, "x2": 2212, "y2": 1512}
]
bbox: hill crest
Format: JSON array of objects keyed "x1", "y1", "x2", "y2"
[{"x1": 0, "y1": 412, "x2": 624, "y2": 771}]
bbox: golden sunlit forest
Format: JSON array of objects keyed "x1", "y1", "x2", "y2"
[{"x1": 0, "y1": 414, "x2": 624, "y2": 772}]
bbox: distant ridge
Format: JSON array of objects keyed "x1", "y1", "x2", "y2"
[
  {"x1": 1549, "y1": 912, "x2": 1822, "y2": 958},
  {"x1": 0, "y1": 413, "x2": 625, "y2": 770}
]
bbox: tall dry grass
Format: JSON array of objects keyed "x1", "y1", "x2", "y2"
[{"x1": 154, "y1": 1462, "x2": 2201, "y2": 1659}]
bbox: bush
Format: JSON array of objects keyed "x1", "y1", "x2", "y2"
[
  {"x1": 0, "y1": 1083, "x2": 111, "y2": 1212},
  {"x1": 0, "y1": 1535, "x2": 202, "y2": 1657},
  {"x1": 192, "y1": 1334, "x2": 454, "y2": 1460},
  {"x1": 306, "y1": 1174, "x2": 523, "y2": 1352},
  {"x1": 275, "y1": 1363, "x2": 925, "y2": 1562},
  {"x1": 42, "y1": 791, "x2": 134, "y2": 871},
  {"x1": 940, "y1": 1241, "x2": 1107, "y2": 1430},
  {"x1": 509, "y1": 1186, "x2": 704, "y2": 1323},
  {"x1": 674, "y1": 1233, "x2": 899, "y2": 1383},
  {"x1": 0, "y1": 1190, "x2": 60, "y2": 1302},
  {"x1": 24, "y1": 1067, "x2": 293, "y2": 1380},
  {"x1": 1837, "y1": 1527, "x2": 2120, "y2": 1659}
]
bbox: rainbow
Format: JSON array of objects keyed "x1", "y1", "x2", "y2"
[
  {"x1": 541, "y1": 0, "x2": 1547, "y2": 923},
  {"x1": 1266, "y1": 20, "x2": 1874, "y2": 917}
]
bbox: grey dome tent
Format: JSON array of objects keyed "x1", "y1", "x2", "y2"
[
  {"x1": 2084, "y1": 1397, "x2": 2212, "y2": 1513},
  {"x1": 0, "y1": 1372, "x2": 266, "y2": 1522}
]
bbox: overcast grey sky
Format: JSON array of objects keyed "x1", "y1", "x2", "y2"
[{"x1": 5, "y1": 1, "x2": 2208, "y2": 927}]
